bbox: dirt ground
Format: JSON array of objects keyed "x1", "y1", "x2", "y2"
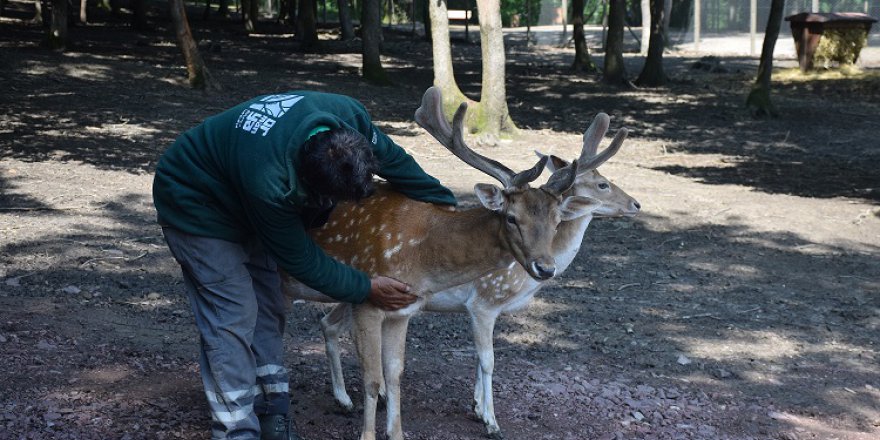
[{"x1": 1, "y1": 3, "x2": 879, "y2": 440}]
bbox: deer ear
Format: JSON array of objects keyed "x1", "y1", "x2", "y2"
[
  {"x1": 547, "y1": 155, "x2": 570, "y2": 173},
  {"x1": 536, "y1": 151, "x2": 571, "y2": 173},
  {"x1": 474, "y1": 183, "x2": 505, "y2": 212},
  {"x1": 559, "y1": 195, "x2": 600, "y2": 221}
]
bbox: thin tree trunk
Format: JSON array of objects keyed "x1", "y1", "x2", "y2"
[
  {"x1": 428, "y1": 0, "x2": 473, "y2": 117},
  {"x1": 422, "y1": 0, "x2": 431, "y2": 42},
  {"x1": 218, "y1": 0, "x2": 229, "y2": 17},
  {"x1": 338, "y1": 0, "x2": 355, "y2": 40},
  {"x1": 46, "y1": 0, "x2": 67, "y2": 50},
  {"x1": 79, "y1": 0, "x2": 87, "y2": 23},
  {"x1": 361, "y1": 0, "x2": 390, "y2": 84},
  {"x1": 640, "y1": 0, "x2": 649, "y2": 55},
  {"x1": 32, "y1": 0, "x2": 44, "y2": 25},
  {"x1": 170, "y1": 0, "x2": 220, "y2": 90},
  {"x1": 297, "y1": 0, "x2": 318, "y2": 48},
  {"x1": 635, "y1": 0, "x2": 667, "y2": 86},
  {"x1": 603, "y1": 0, "x2": 627, "y2": 85},
  {"x1": 572, "y1": 0, "x2": 598, "y2": 73},
  {"x1": 474, "y1": 0, "x2": 517, "y2": 136},
  {"x1": 242, "y1": 0, "x2": 258, "y2": 31},
  {"x1": 746, "y1": 0, "x2": 784, "y2": 117}
]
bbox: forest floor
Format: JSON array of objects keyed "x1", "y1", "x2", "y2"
[{"x1": 1, "y1": 3, "x2": 879, "y2": 440}]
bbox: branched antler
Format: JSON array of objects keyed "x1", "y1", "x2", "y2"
[
  {"x1": 415, "y1": 87, "x2": 547, "y2": 189},
  {"x1": 576, "y1": 112, "x2": 628, "y2": 171}
]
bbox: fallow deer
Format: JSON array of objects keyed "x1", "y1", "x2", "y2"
[
  {"x1": 314, "y1": 112, "x2": 639, "y2": 438},
  {"x1": 282, "y1": 87, "x2": 604, "y2": 440}
]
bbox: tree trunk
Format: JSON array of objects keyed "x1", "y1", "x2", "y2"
[
  {"x1": 474, "y1": 0, "x2": 517, "y2": 136},
  {"x1": 297, "y1": 0, "x2": 318, "y2": 48},
  {"x1": 132, "y1": 0, "x2": 149, "y2": 30},
  {"x1": 79, "y1": 0, "x2": 87, "y2": 23},
  {"x1": 571, "y1": 0, "x2": 597, "y2": 73},
  {"x1": 170, "y1": 0, "x2": 220, "y2": 90},
  {"x1": 428, "y1": 0, "x2": 473, "y2": 117},
  {"x1": 218, "y1": 0, "x2": 229, "y2": 17},
  {"x1": 640, "y1": 0, "x2": 649, "y2": 55},
  {"x1": 46, "y1": 0, "x2": 67, "y2": 50},
  {"x1": 32, "y1": 0, "x2": 44, "y2": 25},
  {"x1": 242, "y1": 0, "x2": 259, "y2": 31},
  {"x1": 422, "y1": 0, "x2": 431, "y2": 42},
  {"x1": 338, "y1": 0, "x2": 355, "y2": 40},
  {"x1": 746, "y1": 0, "x2": 784, "y2": 117},
  {"x1": 635, "y1": 0, "x2": 667, "y2": 86},
  {"x1": 603, "y1": 0, "x2": 627, "y2": 85},
  {"x1": 361, "y1": 0, "x2": 389, "y2": 84}
]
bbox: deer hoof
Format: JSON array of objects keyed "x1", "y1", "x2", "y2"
[{"x1": 486, "y1": 429, "x2": 504, "y2": 440}]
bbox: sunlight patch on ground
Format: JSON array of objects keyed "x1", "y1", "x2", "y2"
[
  {"x1": 61, "y1": 63, "x2": 112, "y2": 81},
  {"x1": 83, "y1": 122, "x2": 160, "y2": 140},
  {"x1": 775, "y1": 67, "x2": 880, "y2": 83},
  {"x1": 674, "y1": 330, "x2": 800, "y2": 362}
]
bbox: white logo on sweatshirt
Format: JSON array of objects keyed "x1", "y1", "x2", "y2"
[{"x1": 235, "y1": 94, "x2": 304, "y2": 136}]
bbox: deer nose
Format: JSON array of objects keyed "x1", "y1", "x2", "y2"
[
  {"x1": 632, "y1": 201, "x2": 641, "y2": 210},
  {"x1": 531, "y1": 261, "x2": 557, "y2": 280}
]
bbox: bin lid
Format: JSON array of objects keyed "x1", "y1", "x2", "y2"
[{"x1": 785, "y1": 12, "x2": 878, "y2": 24}]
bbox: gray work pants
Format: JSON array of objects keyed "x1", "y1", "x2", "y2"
[{"x1": 163, "y1": 227, "x2": 289, "y2": 440}]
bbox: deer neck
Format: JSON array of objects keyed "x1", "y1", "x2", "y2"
[
  {"x1": 552, "y1": 214, "x2": 594, "y2": 273},
  {"x1": 414, "y1": 208, "x2": 512, "y2": 294}
]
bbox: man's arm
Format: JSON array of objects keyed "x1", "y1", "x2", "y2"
[{"x1": 249, "y1": 198, "x2": 417, "y2": 309}]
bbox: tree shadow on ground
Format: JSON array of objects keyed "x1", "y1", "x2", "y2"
[{"x1": 2, "y1": 186, "x2": 877, "y2": 439}]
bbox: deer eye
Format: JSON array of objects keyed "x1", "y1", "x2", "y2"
[
  {"x1": 506, "y1": 215, "x2": 517, "y2": 225},
  {"x1": 598, "y1": 183, "x2": 610, "y2": 190}
]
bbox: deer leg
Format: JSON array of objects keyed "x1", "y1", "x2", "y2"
[
  {"x1": 352, "y1": 304, "x2": 385, "y2": 440},
  {"x1": 470, "y1": 308, "x2": 502, "y2": 438},
  {"x1": 381, "y1": 316, "x2": 411, "y2": 440},
  {"x1": 321, "y1": 303, "x2": 354, "y2": 411}
]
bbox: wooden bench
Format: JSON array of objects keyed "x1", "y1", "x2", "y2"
[
  {"x1": 447, "y1": 10, "x2": 472, "y2": 23},
  {"x1": 447, "y1": 9, "x2": 473, "y2": 41}
]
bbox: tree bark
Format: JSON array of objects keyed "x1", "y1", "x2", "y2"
[
  {"x1": 32, "y1": 0, "x2": 44, "y2": 25},
  {"x1": 571, "y1": 0, "x2": 598, "y2": 73},
  {"x1": 603, "y1": 0, "x2": 627, "y2": 86},
  {"x1": 474, "y1": 0, "x2": 517, "y2": 136},
  {"x1": 635, "y1": 0, "x2": 667, "y2": 86},
  {"x1": 422, "y1": 0, "x2": 431, "y2": 42},
  {"x1": 338, "y1": 0, "x2": 355, "y2": 40},
  {"x1": 242, "y1": 0, "x2": 259, "y2": 31},
  {"x1": 46, "y1": 0, "x2": 67, "y2": 50},
  {"x1": 79, "y1": 0, "x2": 87, "y2": 24},
  {"x1": 746, "y1": 0, "x2": 784, "y2": 117},
  {"x1": 428, "y1": 0, "x2": 473, "y2": 117},
  {"x1": 361, "y1": 0, "x2": 390, "y2": 84},
  {"x1": 170, "y1": 0, "x2": 220, "y2": 90},
  {"x1": 640, "y1": 0, "x2": 649, "y2": 55},
  {"x1": 297, "y1": 0, "x2": 318, "y2": 48}
]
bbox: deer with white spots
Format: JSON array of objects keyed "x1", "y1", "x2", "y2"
[
  {"x1": 307, "y1": 107, "x2": 639, "y2": 438},
  {"x1": 282, "y1": 87, "x2": 607, "y2": 440}
]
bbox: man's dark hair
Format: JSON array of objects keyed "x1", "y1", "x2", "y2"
[{"x1": 298, "y1": 128, "x2": 380, "y2": 202}]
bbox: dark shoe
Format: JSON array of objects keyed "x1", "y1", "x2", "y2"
[{"x1": 258, "y1": 414, "x2": 304, "y2": 440}]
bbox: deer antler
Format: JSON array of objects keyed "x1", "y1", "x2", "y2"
[
  {"x1": 415, "y1": 87, "x2": 546, "y2": 189},
  {"x1": 580, "y1": 113, "x2": 611, "y2": 159},
  {"x1": 577, "y1": 113, "x2": 628, "y2": 171}
]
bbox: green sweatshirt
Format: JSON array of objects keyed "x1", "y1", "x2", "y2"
[{"x1": 153, "y1": 91, "x2": 456, "y2": 303}]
